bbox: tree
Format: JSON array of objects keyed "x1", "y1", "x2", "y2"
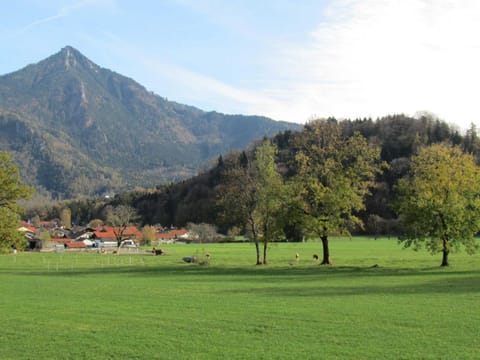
[
  {"x1": 186, "y1": 222, "x2": 219, "y2": 243},
  {"x1": 105, "y1": 205, "x2": 139, "y2": 247},
  {"x1": 218, "y1": 140, "x2": 285, "y2": 264},
  {"x1": 218, "y1": 158, "x2": 260, "y2": 263},
  {"x1": 254, "y1": 140, "x2": 285, "y2": 263},
  {"x1": 88, "y1": 218, "x2": 104, "y2": 228},
  {"x1": 396, "y1": 144, "x2": 480, "y2": 266},
  {"x1": 60, "y1": 207, "x2": 72, "y2": 228},
  {"x1": 463, "y1": 123, "x2": 480, "y2": 156},
  {"x1": 293, "y1": 120, "x2": 383, "y2": 264},
  {"x1": 141, "y1": 225, "x2": 156, "y2": 246},
  {"x1": 37, "y1": 229, "x2": 52, "y2": 249},
  {"x1": 31, "y1": 214, "x2": 41, "y2": 228},
  {"x1": 0, "y1": 151, "x2": 34, "y2": 252}
]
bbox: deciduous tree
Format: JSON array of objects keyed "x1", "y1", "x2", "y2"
[
  {"x1": 254, "y1": 140, "x2": 285, "y2": 264},
  {"x1": 396, "y1": 144, "x2": 480, "y2": 266},
  {"x1": 218, "y1": 140, "x2": 285, "y2": 264},
  {"x1": 141, "y1": 225, "x2": 156, "y2": 246},
  {"x1": 293, "y1": 120, "x2": 383, "y2": 264},
  {"x1": 218, "y1": 153, "x2": 261, "y2": 263},
  {"x1": 186, "y1": 222, "x2": 219, "y2": 243},
  {"x1": 60, "y1": 207, "x2": 72, "y2": 228},
  {"x1": 0, "y1": 151, "x2": 33, "y2": 252},
  {"x1": 105, "y1": 205, "x2": 139, "y2": 247}
]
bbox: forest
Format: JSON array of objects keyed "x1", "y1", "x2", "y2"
[{"x1": 25, "y1": 113, "x2": 480, "y2": 240}]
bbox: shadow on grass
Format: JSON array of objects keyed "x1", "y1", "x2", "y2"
[
  {"x1": 3, "y1": 258, "x2": 480, "y2": 296},
  {"x1": 239, "y1": 275, "x2": 480, "y2": 297},
  {"x1": 5, "y1": 259, "x2": 480, "y2": 278}
]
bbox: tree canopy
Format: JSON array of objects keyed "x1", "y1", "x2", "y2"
[
  {"x1": 218, "y1": 140, "x2": 285, "y2": 264},
  {"x1": 292, "y1": 120, "x2": 384, "y2": 264},
  {"x1": 105, "y1": 205, "x2": 139, "y2": 247},
  {"x1": 396, "y1": 143, "x2": 480, "y2": 266},
  {"x1": 0, "y1": 151, "x2": 33, "y2": 252}
]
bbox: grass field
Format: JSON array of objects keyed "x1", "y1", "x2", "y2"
[{"x1": 1, "y1": 237, "x2": 479, "y2": 359}]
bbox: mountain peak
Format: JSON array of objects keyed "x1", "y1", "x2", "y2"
[
  {"x1": 56, "y1": 45, "x2": 97, "y2": 72},
  {"x1": 59, "y1": 45, "x2": 84, "y2": 58},
  {"x1": 62, "y1": 45, "x2": 78, "y2": 52},
  {"x1": 63, "y1": 46, "x2": 77, "y2": 70}
]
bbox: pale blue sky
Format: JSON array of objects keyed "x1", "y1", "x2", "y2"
[{"x1": 1, "y1": 0, "x2": 480, "y2": 129}]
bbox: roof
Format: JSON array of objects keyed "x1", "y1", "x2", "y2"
[
  {"x1": 94, "y1": 226, "x2": 143, "y2": 239},
  {"x1": 19, "y1": 221, "x2": 36, "y2": 233},
  {"x1": 50, "y1": 238, "x2": 86, "y2": 248},
  {"x1": 40, "y1": 221, "x2": 58, "y2": 228},
  {"x1": 50, "y1": 238, "x2": 72, "y2": 243},
  {"x1": 94, "y1": 227, "x2": 116, "y2": 239},
  {"x1": 156, "y1": 228, "x2": 188, "y2": 239},
  {"x1": 67, "y1": 242, "x2": 86, "y2": 248},
  {"x1": 18, "y1": 226, "x2": 36, "y2": 233},
  {"x1": 171, "y1": 229, "x2": 188, "y2": 236}
]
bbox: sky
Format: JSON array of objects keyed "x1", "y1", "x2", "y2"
[{"x1": 1, "y1": 0, "x2": 480, "y2": 130}]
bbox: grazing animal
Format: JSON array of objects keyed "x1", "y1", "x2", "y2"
[
  {"x1": 152, "y1": 248, "x2": 165, "y2": 256},
  {"x1": 183, "y1": 256, "x2": 197, "y2": 263},
  {"x1": 313, "y1": 254, "x2": 319, "y2": 261}
]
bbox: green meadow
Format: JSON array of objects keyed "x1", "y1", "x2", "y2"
[{"x1": 1, "y1": 238, "x2": 479, "y2": 359}]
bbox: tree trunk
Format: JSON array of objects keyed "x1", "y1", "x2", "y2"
[
  {"x1": 439, "y1": 217, "x2": 450, "y2": 266},
  {"x1": 255, "y1": 242, "x2": 261, "y2": 265},
  {"x1": 320, "y1": 235, "x2": 330, "y2": 265},
  {"x1": 254, "y1": 239, "x2": 261, "y2": 265},
  {"x1": 249, "y1": 219, "x2": 262, "y2": 265},
  {"x1": 263, "y1": 239, "x2": 268, "y2": 265},
  {"x1": 441, "y1": 238, "x2": 449, "y2": 267}
]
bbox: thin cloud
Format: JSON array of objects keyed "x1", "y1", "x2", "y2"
[
  {"x1": 266, "y1": 0, "x2": 480, "y2": 127},
  {"x1": 21, "y1": 12, "x2": 67, "y2": 33},
  {"x1": 85, "y1": 34, "x2": 286, "y2": 118},
  {"x1": 136, "y1": 52, "x2": 287, "y2": 117},
  {"x1": 163, "y1": 0, "x2": 480, "y2": 126},
  {"x1": 67, "y1": 1, "x2": 480, "y2": 127},
  {"x1": 172, "y1": 0, "x2": 266, "y2": 41},
  {"x1": 20, "y1": 0, "x2": 116, "y2": 34}
]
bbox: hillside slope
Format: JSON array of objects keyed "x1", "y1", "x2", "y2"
[{"x1": 0, "y1": 46, "x2": 300, "y2": 198}]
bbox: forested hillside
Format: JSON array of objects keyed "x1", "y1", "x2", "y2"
[
  {"x1": 132, "y1": 114, "x2": 471, "y2": 234},
  {"x1": 30, "y1": 114, "x2": 479, "y2": 237}
]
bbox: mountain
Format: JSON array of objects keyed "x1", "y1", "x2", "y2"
[{"x1": 0, "y1": 46, "x2": 300, "y2": 199}]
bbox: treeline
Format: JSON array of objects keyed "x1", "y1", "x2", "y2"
[{"x1": 27, "y1": 114, "x2": 480, "y2": 237}]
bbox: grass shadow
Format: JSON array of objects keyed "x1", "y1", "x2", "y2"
[
  {"x1": 6, "y1": 259, "x2": 480, "y2": 280},
  {"x1": 237, "y1": 275, "x2": 480, "y2": 297}
]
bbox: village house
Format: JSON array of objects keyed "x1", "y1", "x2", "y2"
[
  {"x1": 17, "y1": 220, "x2": 191, "y2": 251},
  {"x1": 155, "y1": 228, "x2": 189, "y2": 244}
]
